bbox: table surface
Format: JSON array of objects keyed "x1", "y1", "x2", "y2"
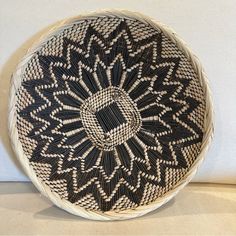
[{"x1": 0, "y1": 182, "x2": 235, "y2": 235}]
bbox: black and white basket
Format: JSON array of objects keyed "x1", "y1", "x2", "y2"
[{"x1": 9, "y1": 10, "x2": 213, "y2": 220}]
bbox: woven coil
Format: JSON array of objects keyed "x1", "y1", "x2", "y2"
[{"x1": 9, "y1": 10, "x2": 213, "y2": 220}]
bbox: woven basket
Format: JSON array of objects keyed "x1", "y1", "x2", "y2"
[{"x1": 9, "y1": 10, "x2": 213, "y2": 220}]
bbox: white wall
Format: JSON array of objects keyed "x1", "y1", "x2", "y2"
[{"x1": 0, "y1": 0, "x2": 236, "y2": 184}]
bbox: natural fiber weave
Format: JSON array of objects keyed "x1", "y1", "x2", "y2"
[{"x1": 9, "y1": 10, "x2": 213, "y2": 220}]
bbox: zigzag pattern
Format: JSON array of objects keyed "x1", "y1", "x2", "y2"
[{"x1": 16, "y1": 17, "x2": 205, "y2": 212}]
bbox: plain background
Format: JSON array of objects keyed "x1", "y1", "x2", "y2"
[{"x1": 0, "y1": 0, "x2": 235, "y2": 184}]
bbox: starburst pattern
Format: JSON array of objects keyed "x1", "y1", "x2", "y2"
[{"x1": 15, "y1": 17, "x2": 205, "y2": 212}]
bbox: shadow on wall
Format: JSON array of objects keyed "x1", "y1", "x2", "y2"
[{"x1": 0, "y1": 22, "x2": 61, "y2": 178}]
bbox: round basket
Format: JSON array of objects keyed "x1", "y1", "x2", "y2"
[{"x1": 9, "y1": 10, "x2": 213, "y2": 220}]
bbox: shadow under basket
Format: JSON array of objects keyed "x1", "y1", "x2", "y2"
[{"x1": 9, "y1": 10, "x2": 213, "y2": 221}]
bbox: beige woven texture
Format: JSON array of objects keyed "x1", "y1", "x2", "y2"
[{"x1": 8, "y1": 10, "x2": 214, "y2": 220}]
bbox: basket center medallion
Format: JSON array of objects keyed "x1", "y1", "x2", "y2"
[{"x1": 80, "y1": 86, "x2": 141, "y2": 151}]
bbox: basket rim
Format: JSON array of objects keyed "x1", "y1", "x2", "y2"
[{"x1": 8, "y1": 9, "x2": 214, "y2": 221}]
